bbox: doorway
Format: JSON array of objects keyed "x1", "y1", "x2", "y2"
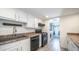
[
  {"x1": 50, "y1": 18, "x2": 60, "y2": 39},
  {"x1": 49, "y1": 18, "x2": 60, "y2": 51}
]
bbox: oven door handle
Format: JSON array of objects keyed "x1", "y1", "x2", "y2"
[{"x1": 31, "y1": 37, "x2": 39, "y2": 40}]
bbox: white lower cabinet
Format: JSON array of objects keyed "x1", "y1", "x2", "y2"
[
  {"x1": 6, "y1": 46, "x2": 19, "y2": 51},
  {"x1": 20, "y1": 39, "x2": 30, "y2": 51},
  {"x1": 39, "y1": 34, "x2": 41, "y2": 47},
  {"x1": 67, "y1": 37, "x2": 79, "y2": 51},
  {"x1": 0, "y1": 38, "x2": 30, "y2": 51}
]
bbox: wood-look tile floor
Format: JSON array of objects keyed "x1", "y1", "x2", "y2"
[{"x1": 37, "y1": 38, "x2": 61, "y2": 51}]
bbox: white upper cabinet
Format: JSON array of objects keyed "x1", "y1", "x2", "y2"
[
  {"x1": 35, "y1": 18, "x2": 44, "y2": 29},
  {"x1": 0, "y1": 8, "x2": 44, "y2": 28},
  {"x1": 15, "y1": 9, "x2": 27, "y2": 23},
  {"x1": 27, "y1": 14, "x2": 35, "y2": 28},
  {"x1": 0, "y1": 8, "x2": 16, "y2": 20},
  {"x1": 38, "y1": 18, "x2": 43, "y2": 23},
  {"x1": 35, "y1": 17, "x2": 39, "y2": 28}
]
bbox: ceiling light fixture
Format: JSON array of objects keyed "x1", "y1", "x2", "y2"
[{"x1": 45, "y1": 16, "x2": 49, "y2": 18}]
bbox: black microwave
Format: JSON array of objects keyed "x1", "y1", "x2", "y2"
[{"x1": 35, "y1": 29, "x2": 42, "y2": 33}]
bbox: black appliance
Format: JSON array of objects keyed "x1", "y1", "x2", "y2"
[
  {"x1": 30, "y1": 35, "x2": 39, "y2": 51},
  {"x1": 41, "y1": 32, "x2": 48, "y2": 47},
  {"x1": 35, "y1": 29, "x2": 42, "y2": 33}
]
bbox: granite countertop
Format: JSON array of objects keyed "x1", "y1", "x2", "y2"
[
  {"x1": 0, "y1": 32, "x2": 41, "y2": 45},
  {"x1": 24, "y1": 32, "x2": 41, "y2": 37},
  {"x1": 67, "y1": 33, "x2": 79, "y2": 47},
  {"x1": 0, "y1": 37, "x2": 28, "y2": 45},
  {"x1": 0, "y1": 34, "x2": 29, "y2": 45}
]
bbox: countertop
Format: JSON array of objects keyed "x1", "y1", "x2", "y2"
[
  {"x1": 24, "y1": 32, "x2": 41, "y2": 37},
  {"x1": 67, "y1": 33, "x2": 79, "y2": 47},
  {"x1": 0, "y1": 32, "x2": 41, "y2": 45},
  {"x1": 0, "y1": 37, "x2": 28, "y2": 45}
]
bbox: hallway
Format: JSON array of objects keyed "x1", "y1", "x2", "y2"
[{"x1": 37, "y1": 38, "x2": 60, "y2": 51}]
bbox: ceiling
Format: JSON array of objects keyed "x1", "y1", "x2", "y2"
[{"x1": 20, "y1": 8, "x2": 79, "y2": 20}]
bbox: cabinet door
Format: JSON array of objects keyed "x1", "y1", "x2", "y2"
[
  {"x1": 39, "y1": 34, "x2": 41, "y2": 47},
  {"x1": 0, "y1": 8, "x2": 15, "y2": 20},
  {"x1": 25, "y1": 39, "x2": 30, "y2": 51},
  {"x1": 15, "y1": 9, "x2": 27, "y2": 23},
  {"x1": 68, "y1": 39, "x2": 79, "y2": 51},
  {"x1": 0, "y1": 38, "x2": 30, "y2": 51},
  {"x1": 35, "y1": 18, "x2": 39, "y2": 28},
  {"x1": 27, "y1": 14, "x2": 35, "y2": 28},
  {"x1": 6, "y1": 47, "x2": 19, "y2": 51},
  {"x1": 0, "y1": 40, "x2": 20, "y2": 51},
  {"x1": 20, "y1": 39, "x2": 30, "y2": 51},
  {"x1": 38, "y1": 18, "x2": 43, "y2": 23}
]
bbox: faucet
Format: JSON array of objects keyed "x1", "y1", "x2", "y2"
[{"x1": 13, "y1": 26, "x2": 17, "y2": 35}]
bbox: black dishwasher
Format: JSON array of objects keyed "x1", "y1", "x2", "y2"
[{"x1": 30, "y1": 35, "x2": 39, "y2": 51}]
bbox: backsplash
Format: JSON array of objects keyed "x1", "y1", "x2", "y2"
[
  {"x1": 0, "y1": 26, "x2": 35, "y2": 35},
  {"x1": 15, "y1": 27, "x2": 35, "y2": 34},
  {"x1": 0, "y1": 26, "x2": 13, "y2": 35}
]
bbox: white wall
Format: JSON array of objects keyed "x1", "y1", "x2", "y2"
[{"x1": 60, "y1": 14, "x2": 79, "y2": 48}]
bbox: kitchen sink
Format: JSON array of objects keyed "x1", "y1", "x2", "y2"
[{"x1": 0, "y1": 34, "x2": 27, "y2": 42}]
